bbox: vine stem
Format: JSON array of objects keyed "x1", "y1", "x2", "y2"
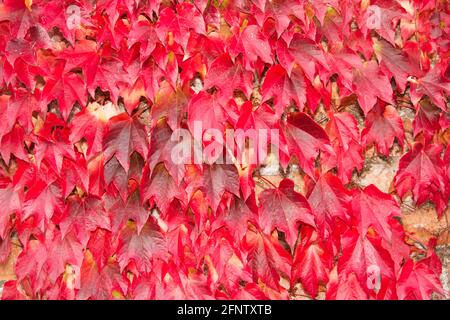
[
  {"x1": 258, "y1": 175, "x2": 278, "y2": 189},
  {"x1": 405, "y1": 232, "x2": 428, "y2": 250}
]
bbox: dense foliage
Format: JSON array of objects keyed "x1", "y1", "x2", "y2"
[{"x1": 0, "y1": 0, "x2": 449, "y2": 299}]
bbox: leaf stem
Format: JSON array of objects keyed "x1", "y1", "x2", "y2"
[{"x1": 258, "y1": 176, "x2": 278, "y2": 189}]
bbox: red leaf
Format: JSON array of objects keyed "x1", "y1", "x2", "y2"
[
  {"x1": 326, "y1": 112, "x2": 360, "y2": 152},
  {"x1": 374, "y1": 38, "x2": 422, "y2": 92},
  {"x1": 280, "y1": 112, "x2": 334, "y2": 177},
  {"x1": 409, "y1": 68, "x2": 450, "y2": 111},
  {"x1": 141, "y1": 163, "x2": 186, "y2": 214},
  {"x1": 199, "y1": 164, "x2": 240, "y2": 213},
  {"x1": 292, "y1": 226, "x2": 332, "y2": 298},
  {"x1": 244, "y1": 229, "x2": 291, "y2": 291},
  {"x1": 235, "y1": 25, "x2": 272, "y2": 66},
  {"x1": 212, "y1": 195, "x2": 257, "y2": 240},
  {"x1": 187, "y1": 91, "x2": 227, "y2": 135},
  {"x1": 42, "y1": 60, "x2": 86, "y2": 120},
  {"x1": 351, "y1": 185, "x2": 401, "y2": 242},
  {"x1": 46, "y1": 231, "x2": 84, "y2": 283},
  {"x1": 148, "y1": 120, "x2": 185, "y2": 185},
  {"x1": 258, "y1": 178, "x2": 315, "y2": 247},
  {"x1": 0, "y1": 0, "x2": 446, "y2": 300},
  {"x1": 103, "y1": 113, "x2": 149, "y2": 173},
  {"x1": 0, "y1": 124, "x2": 28, "y2": 164},
  {"x1": 326, "y1": 112, "x2": 363, "y2": 184},
  {"x1": 14, "y1": 239, "x2": 48, "y2": 293},
  {"x1": 352, "y1": 61, "x2": 393, "y2": 115},
  {"x1": 361, "y1": 102, "x2": 404, "y2": 156},
  {"x1": 150, "y1": 82, "x2": 188, "y2": 130},
  {"x1": 22, "y1": 180, "x2": 63, "y2": 232},
  {"x1": 59, "y1": 195, "x2": 111, "y2": 246},
  {"x1": 261, "y1": 65, "x2": 306, "y2": 115},
  {"x1": 412, "y1": 102, "x2": 442, "y2": 139},
  {"x1": 203, "y1": 54, "x2": 253, "y2": 104},
  {"x1": 156, "y1": 3, "x2": 206, "y2": 49},
  {"x1": 397, "y1": 258, "x2": 444, "y2": 300},
  {"x1": 106, "y1": 189, "x2": 148, "y2": 234},
  {"x1": 69, "y1": 105, "x2": 109, "y2": 159},
  {"x1": 87, "y1": 228, "x2": 115, "y2": 270},
  {"x1": 338, "y1": 229, "x2": 396, "y2": 298},
  {"x1": 0, "y1": 281, "x2": 27, "y2": 300},
  {"x1": 0, "y1": 186, "x2": 21, "y2": 239},
  {"x1": 0, "y1": 0, "x2": 41, "y2": 38},
  {"x1": 0, "y1": 89, "x2": 40, "y2": 138},
  {"x1": 394, "y1": 143, "x2": 447, "y2": 215},
  {"x1": 117, "y1": 220, "x2": 168, "y2": 273},
  {"x1": 285, "y1": 34, "x2": 329, "y2": 82},
  {"x1": 358, "y1": 0, "x2": 408, "y2": 45},
  {"x1": 308, "y1": 173, "x2": 351, "y2": 235},
  {"x1": 62, "y1": 40, "x2": 127, "y2": 101},
  {"x1": 327, "y1": 271, "x2": 369, "y2": 300},
  {"x1": 78, "y1": 250, "x2": 127, "y2": 300}
]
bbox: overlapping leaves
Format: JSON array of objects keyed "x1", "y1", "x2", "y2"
[{"x1": 0, "y1": 0, "x2": 448, "y2": 300}]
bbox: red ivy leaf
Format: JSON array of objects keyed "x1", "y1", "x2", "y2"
[
  {"x1": 261, "y1": 65, "x2": 306, "y2": 115},
  {"x1": 280, "y1": 112, "x2": 334, "y2": 177},
  {"x1": 258, "y1": 178, "x2": 315, "y2": 247},
  {"x1": 361, "y1": 101, "x2": 404, "y2": 156},
  {"x1": 394, "y1": 143, "x2": 447, "y2": 215},
  {"x1": 117, "y1": 220, "x2": 168, "y2": 274},
  {"x1": 397, "y1": 258, "x2": 444, "y2": 300},
  {"x1": 352, "y1": 61, "x2": 394, "y2": 115},
  {"x1": 103, "y1": 113, "x2": 149, "y2": 173}
]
